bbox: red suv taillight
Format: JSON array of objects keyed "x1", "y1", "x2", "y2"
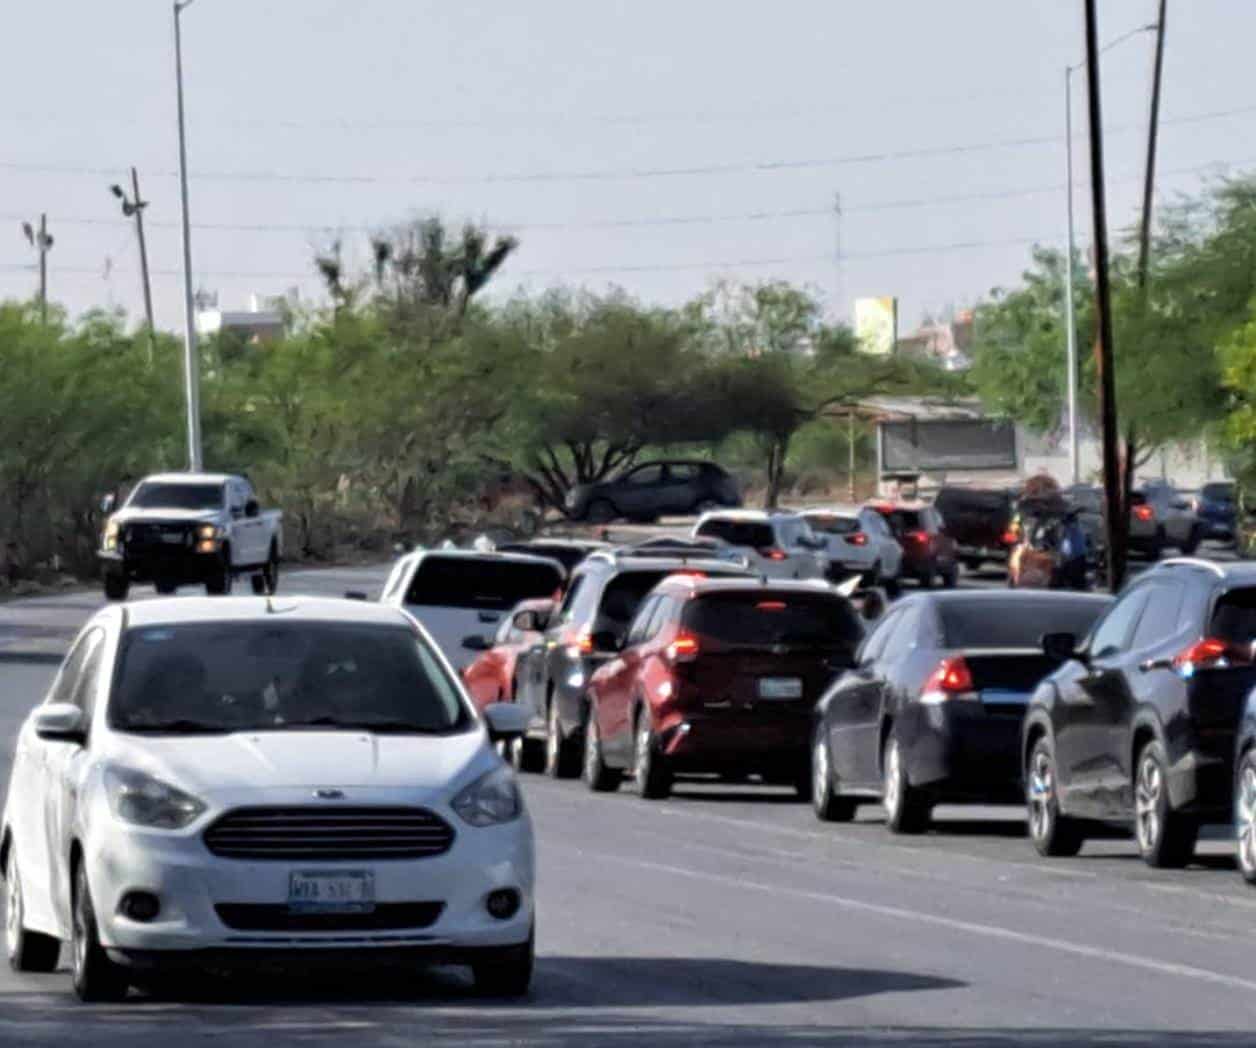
[
  {"x1": 920, "y1": 656, "x2": 976, "y2": 703},
  {"x1": 666, "y1": 633, "x2": 700, "y2": 663}
]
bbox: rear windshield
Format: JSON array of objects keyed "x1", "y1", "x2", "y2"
[
  {"x1": 596, "y1": 571, "x2": 671, "y2": 631},
  {"x1": 939, "y1": 598, "x2": 1107, "y2": 649},
  {"x1": 936, "y1": 489, "x2": 1009, "y2": 512},
  {"x1": 696, "y1": 519, "x2": 775, "y2": 549},
  {"x1": 805, "y1": 515, "x2": 860, "y2": 535},
  {"x1": 110, "y1": 622, "x2": 469, "y2": 734},
  {"x1": 405, "y1": 556, "x2": 563, "y2": 610},
  {"x1": 683, "y1": 593, "x2": 862, "y2": 652},
  {"x1": 128, "y1": 482, "x2": 223, "y2": 511},
  {"x1": 885, "y1": 509, "x2": 923, "y2": 532},
  {"x1": 1203, "y1": 483, "x2": 1235, "y2": 501},
  {"x1": 1210, "y1": 589, "x2": 1256, "y2": 646}
]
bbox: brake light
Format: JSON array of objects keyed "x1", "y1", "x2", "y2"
[
  {"x1": 845, "y1": 532, "x2": 868, "y2": 546},
  {"x1": 759, "y1": 548, "x2": 788, "y2": 561},
  {"x1": 1172, "y1": 637, "x2": 1241, "y2": 676},
  {"x1": 671, "y1": 570, "x2": 708, "y2": 579},
  {"x1": 904, "y1": 530, "x2": 929, "y2": 546},
  {"x1": 1001, "y1": 528, "x2": 1018, "y2": 546},
  {"x1": 666, "y1": 633, "x2": 700, "y2": 662},
  {"x1": 1133, "y1": 504, "x2": 1154, "y2": 522},
  {"x1": 920, "y1": 656, "x2": 975, "y2": 704},
  {"x1": 756, "y1": 601, "x2": 787, "y2": 611}
]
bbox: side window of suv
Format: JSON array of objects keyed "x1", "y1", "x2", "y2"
[
  {"x1": 859, "y1": 609, "x2": 902, "y2": 665},
  {"x1": 626, "y1": 596, "x2": 660, "y2": 646},
  {"x1": 558, "y1": 574, "x2": 586, "y2": 622},
  {"x1": 1089, "y1": 586, "x2": 1152, "y2": 658},
  {"x1": 1131, "y1": 580, "x2": 1186, "y2": 650},
  {"x1": 668, "y1": 464, "x2": 699, "y2": 483}
]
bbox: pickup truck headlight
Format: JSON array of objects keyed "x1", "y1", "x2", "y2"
[
  {"x1": 104, "y1": 766, "x2": 207, "y2": 830},
  {"x1": 198, "y1": 524, "x2": 222, "y2": 540},
  {"x1": 451, "y1": 766, "x2": 522, "y2": 827},
  {"x1": 103, "y1": 519, "x2": 120, "y2": 551}
]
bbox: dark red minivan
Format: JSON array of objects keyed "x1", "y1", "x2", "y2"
[{"x1": 581, "y1": 576, "x2": 864, "y2": 800}]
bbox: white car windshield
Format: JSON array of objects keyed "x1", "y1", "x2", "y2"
[
  {"x1": 128, "y1": 482, "x2": 224, "y2": 511},
  {"x1": 109, "y1": 622, "x2": 470, "y2": 734}
]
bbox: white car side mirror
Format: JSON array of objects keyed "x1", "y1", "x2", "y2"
[
  {"x1": 34, "y1": 703, "x2": 87, "y2": 745},
  {"x1": 483, "y1": 703, "x2": 528, "y2": 742}
]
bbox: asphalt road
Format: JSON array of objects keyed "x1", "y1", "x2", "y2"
[{"x1": 2, "y1": 559, "x2": 1255, "y2": 1046}]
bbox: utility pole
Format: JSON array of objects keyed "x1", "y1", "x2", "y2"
[
  {"x1": 174, "y1": 0, "x2": 203, "y2": 472},
  {"x1": 110, "y1": 168, "x2": 155, "y2": 334},
  {"x1": 21, "y1": 215, "x2": 53, "y2": 323},
  {"x1": 1063, "y1": 66, "x2": 1080, "y2": 485},
  {"x1": 1082, "y1": 0, "x2": 1124, "y2": 593},
  {"x1": 1137, "y1": 0, "x2": 1168, "y2": 290}
]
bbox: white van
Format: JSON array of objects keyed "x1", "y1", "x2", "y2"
[{"x1": 381, "y1": 550, "x2": 565, "y2": 671}]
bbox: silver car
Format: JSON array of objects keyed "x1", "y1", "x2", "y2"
[
  {"x1": 1130, "y1": 483, "x2": 1202, "y2": 558},
  {"x1": 801, "y1": 507, "x2": 903, "y2": 592}
]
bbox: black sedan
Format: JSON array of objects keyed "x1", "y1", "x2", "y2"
[{"x1": 811, "y1": 590, "x2": 1110, "y2": 833}]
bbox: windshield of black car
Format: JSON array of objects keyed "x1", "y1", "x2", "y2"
[
  {"x1": 695, "y1": 520, "x2": 775, "y2": 548},
  {"x1": 939, "y1": 598, "x2": 1107, "y2": 649},
  {"x1": 683, "y1": 593, "x2": 862, "y2": 653},
  {"x1": 128, "y1": 483, "x2": 224, "y2": 511},
  {"x1": 405, "y1": 556, "x2": 563, "y2": 610},
  {"x1": 110, "y1": 622, "x2": 470, "y2": 734}
]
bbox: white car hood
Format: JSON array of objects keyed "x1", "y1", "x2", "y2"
[
  {"x1": 100, "y1": 728, "x2": 488, "y2": 795},
  {"x1": 112, "y1": 507, "x2": 222, "y2": 524}
]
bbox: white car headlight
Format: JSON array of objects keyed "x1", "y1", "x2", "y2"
[
  {"x1": 104, "y1": 766, "x2": 207, "y2": 830},
  {"x1": 451, "y1": 765, "x2": 522, "y2": 827}
]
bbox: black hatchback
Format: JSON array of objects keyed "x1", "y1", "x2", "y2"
[
  {"x1": 564, "y1": 461, "x2": 741, "y2": 523},
  {"x1": 812, "y1": 590, "x2": 1109, "y2": 832},
  {"x1": 1024, "y1": 559, "x2": 1256, "y2": 868}
]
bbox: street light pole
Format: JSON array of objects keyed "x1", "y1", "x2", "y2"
[{"x1": 174, "y1": 0, "x2": 203, "y2": 472}]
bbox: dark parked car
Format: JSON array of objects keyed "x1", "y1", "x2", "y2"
[
  {"x1": 1196, "y1": 481, "x2": 1237, "y2": 544},
  {"x1": 512, "y1": 549, "x2": 752, "y2": 777},
  {"x1": 582, "y1": 576, "x2": 866, "y2": 799},
  {"x1": 933, "y1": 486, "x2": 1016, "y2": 572},
  {"x1": 865, "y1": 501, "x2": 958, "y2": 588},
  {"x1": 496, "y1": 538, "x2": 610, "y2": 575},
  {"x1": 1023, "y1": 560, "x2": 1256, "y2": 867},
  {"x1": 813, "y1": 590, "x2": 1110, "y2": 832},
  {"x1": 565, "y1": 461, "x2": 741, "y2": 523}
]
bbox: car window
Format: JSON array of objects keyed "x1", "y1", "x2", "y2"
[
  {"x1": 405, "y1": 556, "x2": 563, "y2": 611},
  {"x1": 626, "y1": 596, "x2": 661, "y2": 645},
  {"x1": 1131, "y1": 582, "x2": 1186, "y2": 650},
  {"x1": 776, "y1": 519, "x2": 805, "y2": 548},
  {"x1": 695, "y1": 519, "x2": 775, "y2": 549},
  {"x1": 1088, "y1": 587, "x2": 1152, "y2": 658},
  {"x1": 1203, "y1": 482, "x2": 1234, "y2": 501},
  {"x1": 807, "y1": 514, "x2": 860, "y2": 536},
  {"x1": 940, "y1": 598, "x2": 1108, "y2": 649},
  {"x1": 667, "y1": 464, "x2": 699, "y2": 482},
  {"x1": 69, "y1": 630, "x2": 108, "y2": 718},
  {"x1": 46, "y1": 628, "x2": 102, "y2": 708},
  {"x1": 859, "y1": 511, "x2": 887, "y2": 536},
  {"x1": 110, "y1": 622, "x2": 470, "y2": 734},
  {"x1": 128, "y1": 482, "x2": 223, "y2": 511},
  {"x1": 382, "y1": 559, "x2": 411, "y2": 601},
  {"x1": 1210, "y1": 588, "x2": 1256, "y2": 647},
  {"x1": 559, "y1": 574, "x2": 586, "y2": 621},
  {"x1": 885, "y1": 603, "x2": 924, "y2": 655},
  {"x1": 624, "y1": 465, "x2": 664, "y2": 487},
  {"x1": 859, "y1": 609, "x2": 902, "y2": 664},
  {"x1": 683, "y1": 592, "x2": 862, "y2": 656},
  {"x1": 595, "y1": 571, "x2": 671, "y2": 634}
]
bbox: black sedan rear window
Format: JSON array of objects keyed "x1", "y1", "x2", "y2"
[
  {"x1": 939, "y1": 598, "x2": 1107, "y2": 649},
  {"x1": 683, "y1": 593, "x2": 863, "y2": 651},
  {"x1": 405, "y1": 556, "x2": 563, "y2": 610},
  {"x1": 695, "y1": 520, "x2": 775, "y2": 549}
]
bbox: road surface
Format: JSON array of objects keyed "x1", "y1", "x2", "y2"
[{"x1": 1, "y1": 561, "x2": 1253, "y2": 1046}]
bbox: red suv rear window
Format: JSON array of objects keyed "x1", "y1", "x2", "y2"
[{"x1": 681, "y1": 593, "x2": 862, "y2": 650}]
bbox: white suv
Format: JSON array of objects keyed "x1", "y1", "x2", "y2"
[{"x1": 692, "y1": 510, "x2": 826, "y2": 580}]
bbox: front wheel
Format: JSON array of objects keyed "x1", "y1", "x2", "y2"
[
  {"x1": 582, "y1": 707, "x2": 622, "y2": 793},
  {"x1": 1026, "y1": 737, "x2": 1084, "y2": 857},
  {"x1": 103, "y1": 573, "x2": 129, "y2": 602},
  {"x1": 940, "y1": 562, "x2": 959, "y2": 589},
  {"x1": 1235, "y1": 750, "x2": 1256, "y2": 885},
  {"x1": 1135, "y1": 740, "x2": 1198, "y2": 868},
  {"x1": 5, "y1": 845, "x2": 60, "y2": 973},
  {"x1": 204, "y1": 548, "x2": 233, "y2": 596},
  {"x1": 472, "y1": 928, "x2": 534, "y2": 998},
  {"x1": 812, "y1": 727, "x2": 858, "y2": 823},
  {"x1": 71, "y1": 864, "x2": 129, "y2": 1002},
  {"x1": 544, "y1": 701, "x2": 580, "y2": 779},
  {"x1": 1180, "y1": 525, "x2": 1202, "y2": 556},
  {"x1": 882, "y1": 734, "x2": 929, "y2": 834}
]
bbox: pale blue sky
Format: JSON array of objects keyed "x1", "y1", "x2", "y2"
[{"x1": 2, "y1": 0, "x2": 1253, "y2": 331}]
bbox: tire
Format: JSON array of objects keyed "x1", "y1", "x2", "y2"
[
  {"x1": 154, "y1": 578, "x2": 178, "y2": 596},
  {"x1": 586, "y1": 499, "x2": 616, "y2": 525},
  {"x1": 509, "y1": 736, "x2": 545, "y2": 775},
  {"x1": 1134, "y1": 739, "x2": 1198, "y2": 868},
  {"x1": 882, "y1": 733, "x2": 929, "y2": 834},
  {"x1": 262, "y1": 544, "x2": 280, "y2": 594},
  {"x1": 1148, "y1": 527, "x2": 1166, "y2": 561},
  {"x1": 250, "y1": 573, "x2": 267, "y2": 595},
  {"x1": 1180, "y1": 525, "x2": 1202, "y2": 556},
  {"x1": 472, "y1": 927, "x2": 534, "y2": 998},
  {"x1": 883, "y1": 574, "x2": 901, "y2": 598},
  {"x1": 204, "y1": 547, "x2": 232, "y2": 596},
  {"x1": 543, "y1": 700, "x2": 580, "y2": 780},
  {"x1": 5, "y1": 845, "x2": 60, "y2": 973},
  {"x1": 71, "y1": 863, "x2": 129, "y2": 1002},
  {"x1": 103, "y1": 573, "x2": 129, "y2": 602},
  {"x1": 694, "y1": 499, "x2": 719, "y2": 515},
  {"x1": 917, "y1": 568, "x2": 934, "y2": 590},
  {"x1": 962, "y1": 557, "x2": 983, "y2": 573},
  {"x1": 1026, "y1": 736, "x2": 1085, "y2": 858},
  {"x1": 633, "y1": 710, "x2": 672, "y2": 800},
  {"x1": 1235, "y1": 749, "x2": 1256, "y2": 885},
  {"x1": 941, "y1": 562, "x2": 959, "y2": 589},
  {"x1": 812, "y1": 726, "x2": 858, "y2": 823},
  {"x1": 581, "y1": 707, "x2": 622, "y2": 793}
]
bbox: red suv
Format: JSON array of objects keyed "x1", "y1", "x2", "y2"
[{"x1": 580, "y1": 576, "x2": 865, "y2": 800}]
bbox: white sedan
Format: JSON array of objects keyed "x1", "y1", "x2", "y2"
[{"x1": 2, "y1": 597, "x2": 534, "y2": 1001}]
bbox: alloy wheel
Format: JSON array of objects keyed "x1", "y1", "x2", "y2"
[
  {"x1": 813, "y1": 732, "x2": 829, "y2": 805},
  {"x1": 584, "y1": 714, "x2": 600, "y2": 783},
  {"x1": 72, "y1": 879, "x2": 88, "y2": 982},
  {"x1": 1135, "y1": 754, "x2": 1163, "y2": 853},
  {"x1": 883, "y1": 739, "x2": 901, "y2": 818},
  {"x1": 4, "y1": 856, "x2": 19, "y2": 959},
  {"x1": 1238, "y1": 764, "x2": 1256, "y2": 879},
  {"x1": 546, "y1": 705, "x2": 560, "y2": 771},
  {"x1": 635, "y1": 719, "x2": 652, "y2": 790},
  {"x1": 1028, "y1": 749, "x2": 1055, "y2": 843}
]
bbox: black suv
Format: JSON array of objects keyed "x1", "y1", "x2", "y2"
[
  {"x1": 512, "y1": 550, "x2": 752, "y2": 776},
  {"x1": 1023, "y1": 559, "x2": 1256, "y2": 868},
  {"x1": 933, "y1": 486, "x2": 1016, "y2": 573},
  {"x1": 564, "y1": 461, "x2": 741, "y2": 523}
]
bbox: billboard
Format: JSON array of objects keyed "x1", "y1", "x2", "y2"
[
  {"x1": 855, "y1": 297, "x2": 898, "y2": 356},
  {"x1": 880, "y1": 419, "x2": 1017, "y2": 474}
]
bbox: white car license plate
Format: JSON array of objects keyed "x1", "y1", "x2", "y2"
[
  {"x1": 288, "y1": 871, "x2": 375, "y2": 913},
  {"x1": 758, "y1": 677, "x2": 803, "y2": 700}
]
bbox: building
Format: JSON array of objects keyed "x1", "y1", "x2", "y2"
[
  {"x1": 194, "y1": 288, "x2": 298, "y2": 343},
  {"x1": 895, "y1": 311, "x2": 974, "y2": 372}
]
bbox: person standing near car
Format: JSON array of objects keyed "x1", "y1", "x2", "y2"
[{"x1": 1057, "y1": 508, "x2": 1089, "y2": 591}]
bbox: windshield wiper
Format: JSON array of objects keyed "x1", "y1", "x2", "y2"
[{"x1": 122, "y1": 719, "x2": 231, "y2": 735}]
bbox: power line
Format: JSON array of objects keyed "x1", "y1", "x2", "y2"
[{"x1": 2, "y1": 102, "x2": 1254, "y2": 189}]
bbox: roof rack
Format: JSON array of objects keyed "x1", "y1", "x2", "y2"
[{"x1": 1157, "y1": 557, "x2": 1226, "y2": 578}]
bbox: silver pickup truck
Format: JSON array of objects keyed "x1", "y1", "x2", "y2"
[{"x1": 98, "y1": 472, "x2": 283, "y2": 600}]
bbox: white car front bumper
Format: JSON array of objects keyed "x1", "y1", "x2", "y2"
[{"x1": 83, "y1": 795, "x2": 534, "y2": 966}]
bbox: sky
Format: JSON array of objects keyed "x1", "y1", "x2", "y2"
[{"x1": 2, "y1": 0, "x2": 1254, "y2": 333}]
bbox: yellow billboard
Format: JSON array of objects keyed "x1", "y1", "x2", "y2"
[{"x1": 855, "y1": 297, "x2": 898, "y2": 356}]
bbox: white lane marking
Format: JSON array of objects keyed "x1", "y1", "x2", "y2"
[{"x1": 554, "y1": 843, "x2": 1256, "y2": 995}]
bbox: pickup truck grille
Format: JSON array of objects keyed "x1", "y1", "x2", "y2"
[
  {"x1": 123, "y1": 522, "x2": 196, "y2": 552},
  {"x1": 203, "y1": 806, "x2": 456, "y2": 861}
]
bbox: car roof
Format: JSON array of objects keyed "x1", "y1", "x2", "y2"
[
  {"x1": 696, "y1": 509, "x2": 799, "y2": 522},
  {"x1": 139, "y1": 471, "x2": 237, "y2": 485},
  {"x1": 121, "y1": 596, "x2": 413, "y2": 630},
  {"x1": 1152, "y1": 559, "x2": 1256, "y2": 585},
  {"x1": 401, "y1": 549, "x2": 564, "y2": 569},
  {"x1": 896, "y1": 590, "x2": 1112, "y2": 609},
  {"x1": 654, "y1": 575, "x2": 839, "y2": 597},
  {"x1": 801, "y1": 506, "x2": 863, "y2": 517},
  {"x1": 583, "y1": 552, "x2": 751, "y2": 576}
]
